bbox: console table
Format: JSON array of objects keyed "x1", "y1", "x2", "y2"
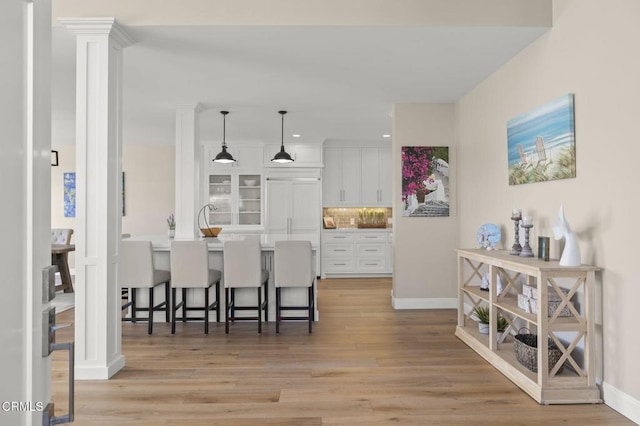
[{"x1": 455, "y1": 248, "x2": 601, "y2": 404}]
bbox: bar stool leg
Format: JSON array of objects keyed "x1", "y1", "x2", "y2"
[
  {"x1": 308, "y1": 285, "x2": 313, "y2": 334},
  {"x1": 204, "y1": 287, "x2": 209, "y2": 334},
  {"x1": 215, "y1": 281, "x2": 220, "y2": 322},
  {"x1": 171, "y1": 288, "x2": 177, "y2": 334},
  {"x1": 182, "y1": 288, "x2": 187, "y2": 322},
  {"x1": 131, "y1": 289, "x2": 137, "y2": 323},
  {"x1": 165, "y1": 282, "x2": 170, "y2": 323},
  {"x1": 276, "y1": 287, "x2": 281, "y2": 334},
  {"x1": 225, "y1": 287, "x2": 230, "y2": 334},
  {"x1": 258, "y1": 287, "x2": 262, "y2": 334},
  {"x1": 264, "y1": 280, "x2": 269, "y2": 324},
  {"x1": 148, "y1": 288, "x2": 154, "y2": 334}
]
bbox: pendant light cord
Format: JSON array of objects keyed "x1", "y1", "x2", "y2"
[
  {"x1": 222, "y1": 112, "x2": 227, "y2": 148},
  {"x1": 281, "y1": 112, "x2": 284, "y2": 147}
]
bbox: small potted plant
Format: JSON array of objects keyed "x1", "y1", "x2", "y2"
[
  {"x1": 167, "y1": 214, "x2": 176, "y2": 238},
  {"x1": 497, "y1": 315, "x2": 509, "y2": 341},
  {"x1": 472, "y1": 305, "x2": 490, "y2": 334}
]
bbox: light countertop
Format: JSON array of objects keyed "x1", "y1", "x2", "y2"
[{"x1": 126, "y1": 232, "x2": 320, "y2": 251}]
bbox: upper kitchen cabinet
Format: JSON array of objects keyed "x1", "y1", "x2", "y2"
[
  {"x1": 203, "y1": 143, "x2": 264, "y2": 229},
  {"x1": 206, "y1": 144, "x2": 264, "y2": 171},
  {"x1": 205, "y1": 173, "x2": 263, "y2": 228},
  {"x1": 323, "y1": 147, "x2": 360, "y2": 206},
  {"x1": 263, "y1": 143, "x2": 323, "y2": 168},
  {"x1": 360, "y1": 146, "x2": 392, "y2": 206}
]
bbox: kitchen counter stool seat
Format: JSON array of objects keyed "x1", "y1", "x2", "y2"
[
  {"x1": 274, "y1": 240, "x2": 315, "y2": 333},
  {"x1": 170, "y1": 240, "x2": 221, "y2": 334},
  {"x1": 223, "y1": 240, "x2": 269, "y2": 334},
  {"x1": 121, "y1": 240, "x2": 170, "y2": 334}
]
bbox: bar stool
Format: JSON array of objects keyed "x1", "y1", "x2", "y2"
[
  {"x1": 121, "y1": 240, "x2": 170, "y2": 334},
  {"x1": 170, "y1": 240, "x2": 221, "y2": 334},
  {"x1": 223, "y1": 239, "x2": 269, "y2": 334},
  {"x1": 274, "y1": 240, "x2": 315, "y2": 333}
]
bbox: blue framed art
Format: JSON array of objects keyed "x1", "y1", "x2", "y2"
[{"x1": 63, "y1": 172, "x2": 76, "y2": 217}]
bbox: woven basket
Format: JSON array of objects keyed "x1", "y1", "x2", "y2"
[{"x1": 513, "y1": 328, "x2": 564, "y2": 374}]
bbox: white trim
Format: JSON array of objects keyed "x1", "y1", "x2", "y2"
[
  {"x1": 602, "y1": 381, "x2": 640, "y2": 424},
  {"x1": 391, "y1": 294, "x2": 457, "y2": 310},
  {"x1": 75, "y1": 355, "x2": 126, "y2": 380}
]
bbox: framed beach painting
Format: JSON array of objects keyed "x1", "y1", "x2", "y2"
[
  {"x1": 401, "y1": 146, "x2": 449, "y2": 217},
  {"x1": 507, "y1": 94, "x2": 576, "y2": 185}
]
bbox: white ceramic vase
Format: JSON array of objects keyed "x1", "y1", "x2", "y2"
[{"x1": 478, "y1": 322, "x2": 489, "y2": 335}]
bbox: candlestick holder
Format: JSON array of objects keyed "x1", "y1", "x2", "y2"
[
  {"x1": 519, "y1": 224, "x2": 534, "y2": 257},
  {"x1": 509, "y1": 216, "x2": 522, "y2": 255}
]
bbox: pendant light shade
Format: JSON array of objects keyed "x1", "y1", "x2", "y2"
[
  {"x1": 271, "y1": 110, "x2": 294, "y2": 163},
  {"x1": 213, "y1": 111, "x2": 236, "y2": 163}
]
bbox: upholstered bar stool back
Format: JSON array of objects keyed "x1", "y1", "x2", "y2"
[
  {"x1": 170, "y1": 240, "x2": 221, "y2": 334},
  {"x1": 51, "y1": 228, "x2": 73, "y2": 244},
  {"x1": 274, "y1": 240, "x2": 315, "y2": 333},
  {"x1": 121, "y1": 240, "x2": 170, "y2": 334},
  {"x1": 223, "y1": 239, "x2": 269, "y2": 334}
]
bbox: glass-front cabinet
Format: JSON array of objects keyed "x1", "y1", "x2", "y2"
[{"x1": 207, "y1": 173, "x2": 262, "y2": 227}]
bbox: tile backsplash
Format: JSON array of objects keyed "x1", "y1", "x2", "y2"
[{"x1": 323, "y1": 207, "x2": 392, "y2": 229}]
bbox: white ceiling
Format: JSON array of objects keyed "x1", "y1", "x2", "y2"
[{"x1": 51, "y1": 25, "x2": 548, "y2": 146}]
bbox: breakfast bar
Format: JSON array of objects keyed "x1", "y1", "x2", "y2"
[{"x1": 124, "y1": 233, "x2": 319, "y2": 323}]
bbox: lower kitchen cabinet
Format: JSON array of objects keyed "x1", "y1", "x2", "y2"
[{"x1": 321, "y1": 229, "x2": 392, "y2": 277}]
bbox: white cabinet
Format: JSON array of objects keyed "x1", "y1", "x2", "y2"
[
  {"x1": 455, "y1": 249, "x2": 601, "y2": 404},
  {"x1": 203, "y1": 144, "x2": 264, "y2": 229},
  {"x1": 323, "y1": 145, "x2": 391, "y2": 207},
  {"x1": 323, "y1": 147, "x2": 360, "y2": 206},
  {"x1": 321, "y1": 230, "x2": 392, "y2": 277},
  {"x1": 265, "y1": 177, "x2": 321, "y2": 234},
  {"x1": 264, "y1": 143, "x2": 323, "y2": 168},
  {"x1": 206, "y1": 173, "x2": 263, "y2": 227},
  {"x1": 360, "y1": 146, "x2": 392, "y2": 206}
]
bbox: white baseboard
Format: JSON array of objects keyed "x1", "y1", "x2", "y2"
[
  {"x1": 75, "y1": 354, "x2": 125, "y2": 380},
  {"x1": 391, "y1": 293, "x2": 457, "y2": 310},
  {"x1": 602, "y1": 381, "x2": 640, "y2": 424}
]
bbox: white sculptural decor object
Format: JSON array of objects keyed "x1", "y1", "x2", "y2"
[{"x1": 552, "y1": 205, "x2": 581, "y2": 266}]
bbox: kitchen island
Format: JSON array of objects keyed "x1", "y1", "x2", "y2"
[{"x1": 124, "y1": 233, "x2": 319, "y2": 323}]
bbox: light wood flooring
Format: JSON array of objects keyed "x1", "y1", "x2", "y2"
[{"x1": 53, "y1": 278, "x2": 632, "y2": 425}]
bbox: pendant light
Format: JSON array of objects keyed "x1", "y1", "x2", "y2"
[
  {"x1": 271, "y1": 110, "x2": 294, "y2": 163},
  {"x1": 213, "y1": 110, "x2": 236, "y2": 163}
]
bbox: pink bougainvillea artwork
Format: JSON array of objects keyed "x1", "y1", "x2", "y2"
[{"x1": 401, "y1": 146, "x2": 449, "y2": 217}]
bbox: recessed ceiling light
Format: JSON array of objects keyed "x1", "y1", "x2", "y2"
[
  {"x1": 292, "y1": 134, "x2": 301, "y2": 138},
  {"x1": 382, "y1": 134, "x2": 391, "y2": 138}
]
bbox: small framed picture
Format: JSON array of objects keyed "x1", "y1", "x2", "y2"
[{"x1": 323, "y1": 217, "x2": 336, "y2": 229}]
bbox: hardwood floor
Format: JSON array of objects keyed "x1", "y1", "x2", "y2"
[{"x1": 53, "y1": 278, "x2": 632, "y2": 425}]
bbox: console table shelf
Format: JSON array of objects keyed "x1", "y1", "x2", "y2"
[{"x1": 455, "y1": 248, "x2": 601, "y2": 404}]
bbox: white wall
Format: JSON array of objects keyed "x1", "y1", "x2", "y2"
[
  {"x1": 52, "y1": 144, "x2": 175, "y2": 262},
  {"x1": 392, "y1": 104, "x2": 458, "y2": 308},
  {"x1": 455, "y1": 0, "x2": 640, "y2": 420}
]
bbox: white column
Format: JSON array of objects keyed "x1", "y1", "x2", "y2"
[
  {"x1": 175, "y1": 103, "x2": 203, "y2": 239},
  {"x1": 61, "y1": 17, "x2": 133, "y2": 380}
]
